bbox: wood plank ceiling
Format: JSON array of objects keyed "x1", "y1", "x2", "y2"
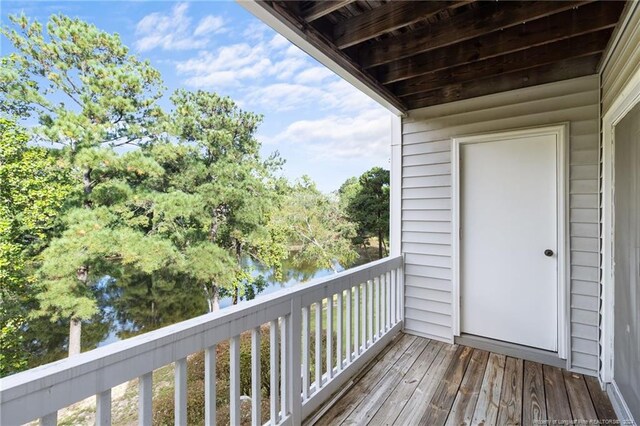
[{"x1": 260, "y1": 1, "x2": 626, "y2": 112}]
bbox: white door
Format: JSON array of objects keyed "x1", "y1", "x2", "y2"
[{"x1": 460, "y1": 133, "x2": 558, "y2": 351}]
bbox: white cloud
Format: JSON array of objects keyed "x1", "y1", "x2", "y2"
[
  {"x1": 295, "y1": 66, "x2": 334, "y2": 84},
  {"x1": 194, "y1": 15, "x2": 226, "y2": 37},
  {"x1": 259, "y1": 109, "x2": 393, "y2": 160},
  {"x1": 135, "y1": 3, "x2": 225, "y2": 52}
]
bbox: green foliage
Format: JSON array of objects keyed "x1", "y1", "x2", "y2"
[
  {"x1": 342, "y1": 167, "x2": 390, "y2": 258},
  {"x1": 272, "y1": 177, "x2": 358, "y2": 273},
  {"x1": 0, "y1": 118, "x2": 74, "y2": 375},
  {"x1": 0, "y1": 118, "x2": 72, "y2": 376},
  {"x1": 1, "y1": 14, "x2": 164, "y2": 148},
  {"x1": 156, "y1": 90, "x2": 287, "y2": 307},
  {"x1": 1, "y1": 12, "x2": 170, "y2": 353}
]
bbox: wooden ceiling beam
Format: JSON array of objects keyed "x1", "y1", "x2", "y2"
[
  {"x1": 260, "y1": 1, "x2": 407, "y2": 113},
  {"x1": 301, "y1": 0, "x2": 355, "y2": 23},
  {"x1": 333, "y1": 1, "x2": 468, "y2": 50},
  {"x1": 356, "y1": 0, "x2": 591, "y2": 69},
  {"x1": 377, "y1": 1, "x2": 624, "y2": 84},
  {"x1": 393, "y1": 29, "x2": 612, "y2": 97},
  {"x1": 404, "y1": 54, "x2": 601, "y2": 110}
]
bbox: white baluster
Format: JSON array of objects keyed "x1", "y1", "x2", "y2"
[
  {"x1": 138, "y1": 372, "x2": 152, "y2": 426},
  {"x1": 280, "y1": 317, "x2": 288, "y2": 418},
  {"x1": 302, "y1": 306, "x2": 310, "y2": 399},
  {"x1": 96, "y1": 389, "x2": 111, "y2": 426},
  {"x1": 355, "y1": 284, "x2": 361, "y2": 356},
  {"x1": 375, "y1": 275, "x2": 381, "y2": 339},
  {"x1": 251, "y1": 327, "x2": 261, "y2": 426},
  {"x1": 315, "y1": 302, "x2": 322, "y2": 391},
  {"x1": 326, "y1": 296, "x2": 333, "y2": 380},
  {"x1": 270, "y1": 319, "x2": 280, "y2": 424},
  {"x1": 175, "y1": 358, "x2": 187, "y2": 426},
  {"x1": 367, "y1": 279, "x2": 373, "y2": 347},
  {"x1": 40, "y1": 412, "x2": 57, "y2": 426},
  {"x1": 399, "y1": 265, "x2": 405, "y2": 322},
  {"x1": 205, "y1": 345, "x2": 217, "y2": 426},
  {"x1": 391, "y1": 269, "x2": 397, "y2": 325},
  {"x1": 345, "y1": 288, "x2": 352, "y2": 365},
  {"x1": 337, "y1": 291, "x2": 343, "y2": 372},
  {"x1": 386, "y1": 271, "x2": 392, "y2": 330},
  {"x1": 230, "y1": 335, "x2": 241, "y2": 425}
]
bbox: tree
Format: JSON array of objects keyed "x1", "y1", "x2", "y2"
[
  {"x1": 344, "y1": 167, "x2": 390, "y2": 259},
  {"x1": 1, "y1": 14, "x2": 168, "y2": 356},
  {"x1": 272, "y1": 177, "x2": 358, "y2": 273},
  {"x1": 0, "y1": 119, "x2": 74, "y2": 376},
  {"x1": 150, "y1": 89, "x2": 287, "y2": 310}
]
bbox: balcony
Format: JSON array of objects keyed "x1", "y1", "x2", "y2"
[
  {"x1": 0, "y1": 256, "x2": 405, "y2": 425},
  {"x1": 0, "y1": 254, "x2": 621, "y2": 425}
]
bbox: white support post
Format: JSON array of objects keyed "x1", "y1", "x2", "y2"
[
  {"x1": 138, "y1": 372, "x2": 152, "y2": 426},
  {"x1": 270, "y1": 320, "x2": 280, "y2": 424},
  {"x1": 337, "y1": 292, "x2": 343, "y2": 372},
  {"x1": 204, "y1": 345, "x2": 217, "y2": 426},
  {"x1": 390, "y1": 114, "x2": 402, "y2": 258},
  {"x1": 96, "y1": 389, "x2": 111, "y2": 426},
  {"x1": 302, "y1": 306, "x2": 310, "y2": 400},
  {"x1": 40, "y1": 413, "x2": 57, "y2": 426},
  {"x1": 315, "y1": 302, "x2": 322, "y2": 391},
  {"x1": 289, "y1": 298, "x2": 302, "y2": 423},
  {"x1": 326, "y1": 296, "x2": 333, "y2": 380},
  {"x1": 251, "y1": 327, "x2": 261, "y2": 426},
  {"x1": 175, "y1": 358, "x2": 187, "y2": 426},
  {"x1": 230, "y1": 335, "x2": 241, "y2": 426}
]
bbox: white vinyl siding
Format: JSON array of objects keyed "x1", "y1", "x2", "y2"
[{"x1": 401, "y1": 75, "x2": 600, "y2": 375}]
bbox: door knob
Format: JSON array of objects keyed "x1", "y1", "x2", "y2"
[{"x1": 544, "y1": 249, "x2": 554, "y2": 257}]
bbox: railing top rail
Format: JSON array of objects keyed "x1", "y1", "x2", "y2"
[{"x1": 0, "y1": 255, "x2": 402, "y2": 409}]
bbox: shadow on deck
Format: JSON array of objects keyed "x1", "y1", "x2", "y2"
[{"x1": 313, "y1": 333, "x2": 617, "y2": 425}]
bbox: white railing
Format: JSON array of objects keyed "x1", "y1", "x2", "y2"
[{"x1": 0, "y1": 255, "x2": 404, "y2": 426}]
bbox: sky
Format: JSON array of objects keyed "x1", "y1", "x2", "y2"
[{"x1": 0, "y1": 1, "x2": 393, "y2": 192}]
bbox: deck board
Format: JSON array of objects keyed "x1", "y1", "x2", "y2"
[
  {"x1": 393, "y1": 343, "x2": 458, "y2": 425},
  {"x1": 420, "y1": 345, "x2": 473, "y2": 425},
  {"x1": 445, "y1": 348, "x2": 489, "y2": 425},
  {"x1": 343, "y1": 337, "x2": 430, "y2": 423},
  {"x1": 317, "y1": 333, "x2": 417, "y2": 424},
  {"x1": 584, "y1": 376, "x2": 618, "y2": 421},
  {"x1": 522, "y1": 361, "x2": 547, "y2": 426},
  {"x1": 496, "y1": 357, "x2": 523, "y2": 425},
  {"x1": 543, "y1": 365, "x2": 573, "y2": 421},
  {"x1": 369, "y1": 340, "x2": 443, "y2": 425},
  {"x1": 471, "y1": 352, "x2": 505, "y2": 426},
  {"x1": 563, "y1": 370, "x2": 598, "y2": 421},
  {"x1": 313, "y1": 334, "x2": 617, "y2": 426}
]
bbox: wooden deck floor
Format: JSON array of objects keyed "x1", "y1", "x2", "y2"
[{"x1": 315, "y1": 333, "x2": 617, "y2": 425}]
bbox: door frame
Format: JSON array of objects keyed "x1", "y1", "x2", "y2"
[
  {"x1": 601, "y1": 68, "x2": 640, "y2": 386},
  {"x1": 451, "y1": 124, "x2": 569, "y2": 359}
]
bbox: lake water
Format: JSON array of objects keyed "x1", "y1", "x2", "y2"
[{"x1": 23, "y1": 259, "x2": 343, "y2": 368}]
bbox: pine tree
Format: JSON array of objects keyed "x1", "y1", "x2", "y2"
[
  {"x1": 153, "y1": 90, "x2": 287, "y2": 310},
  {"x1": 1, "y1": 14, "x2": 169, "y2": 355}
]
